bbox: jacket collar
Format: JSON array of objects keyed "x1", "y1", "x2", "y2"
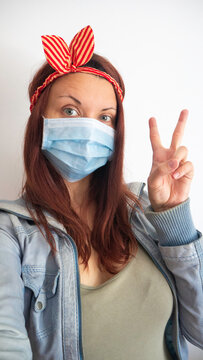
[{"x1": 0, "y1": 197, "x2": 65, "y2": 232}]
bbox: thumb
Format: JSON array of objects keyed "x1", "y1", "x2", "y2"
[{"x1": 166, "y1": 159, "x2": 179, "y2": 173}]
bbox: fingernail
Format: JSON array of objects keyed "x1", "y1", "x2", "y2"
[
  {"x1": 168, "y1": 160, "x2": 177, "y2": 169},
  {"x1": 173, "y1": 172, "x2": 180, "y2": 179}
]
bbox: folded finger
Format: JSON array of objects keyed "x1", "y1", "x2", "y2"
[{"x1": 173, "y1": 161, "x2": 194, "y2": 180}]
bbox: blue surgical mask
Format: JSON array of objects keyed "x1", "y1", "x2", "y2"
[{"x1": 41, "y1": 117, "x2": 115, "y2": 182}]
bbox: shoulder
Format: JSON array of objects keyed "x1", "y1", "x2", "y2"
[
  {"x1": 0, "y1": 197, "x2": 30, "y2": 232},
  {"x1": 0, "y1": 198, "x2": 53, "y2": 263},
  {"x1": 127, "y1": 181, "x2": 146, "y2": 198},
  {"x1": 127, "y1": 181, "x2": 150, "y2": 210},
  {"x1": 0, "y1": 197, "x2": 29, "y2": 218},
  {"x1": 0, "y1": 197, "x2": 42, "y2": 244}
]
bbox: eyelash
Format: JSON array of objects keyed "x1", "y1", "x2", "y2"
[
  {"x1": 62, "y1": 107, "x2": 114, "y2": 122},
  {"x1": 100, "y1": 114, "x2": 112, "y2": 122},
  {"x1": 63, "y1": 107, "x2": 78, "y2": 116}
]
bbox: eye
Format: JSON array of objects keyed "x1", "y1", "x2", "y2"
[
  {"x1": 100, "y1": 114, "x2": 112, "y2": 121},
  {"x1": 63, "y1": 107, "x2": 78, "y2": 116}
]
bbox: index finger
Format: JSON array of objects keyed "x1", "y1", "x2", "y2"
[
  {"x1": 149, "y1": 117, "x2": 162, "y2": 151},
  {"x1": 170, "y1": 109, "x2": 189, "y2": 150}
]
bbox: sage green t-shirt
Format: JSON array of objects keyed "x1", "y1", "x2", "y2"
[{"x1": 80, "y1": 245, "x2": 173, "y2": 360}]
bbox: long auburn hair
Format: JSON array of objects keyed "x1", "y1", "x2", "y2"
[{"x1": 23, "y1": 53, "x2": 141, "y2": 274}]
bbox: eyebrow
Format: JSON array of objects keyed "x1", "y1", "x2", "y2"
[
  {"x1": 57, "y1": 95, "x2": 81, "y2": 104},
  {"x1": 57, "y1": 95, "x2": 117, "y2": 112}
]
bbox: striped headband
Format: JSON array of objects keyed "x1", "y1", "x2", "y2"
[{"x1": 30, "y1": 25, "x2": 123, "y2": 112}]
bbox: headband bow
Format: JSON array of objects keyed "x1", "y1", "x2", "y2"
[{"x1": 30, "y1": 25, "x2": 123, "y2": 112}]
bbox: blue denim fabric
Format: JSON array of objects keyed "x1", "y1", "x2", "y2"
[{"x1": 0, "y1": 182, "x2": 202, "y2": 360}]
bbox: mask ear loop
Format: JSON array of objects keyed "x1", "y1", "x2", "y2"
[{"x1": 41, "y1": 116, "x2": 47, "y2": 150}]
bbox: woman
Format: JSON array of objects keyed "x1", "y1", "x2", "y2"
[{"x1": 0, "y1": 25, "x2": 202, "y2": 360}]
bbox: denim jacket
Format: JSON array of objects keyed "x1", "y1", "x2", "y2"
[{"x1": 0, "y1": 182, "x2": 202, "y2": 360}]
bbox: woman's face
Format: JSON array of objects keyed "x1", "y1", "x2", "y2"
[{"x1": 44, "y1": 73, "x2": 117, "y2": 129}]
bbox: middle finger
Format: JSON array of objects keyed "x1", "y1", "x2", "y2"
[
  {"x1": 173, "y1": 145, "x2": 188, "y2": 164},
  {"x1": 170, "y1": 109, "x2": 188, "y2": 150}
]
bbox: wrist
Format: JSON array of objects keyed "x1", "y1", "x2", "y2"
[{"x1": 152, "y1": 201, "x2": 185, "y2": 213}]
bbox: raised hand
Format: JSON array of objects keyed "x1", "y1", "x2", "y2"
[{"x1": 147, "y1": 109, "x2": 194, "y2": 212}]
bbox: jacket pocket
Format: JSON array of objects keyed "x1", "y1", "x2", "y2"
[{"x1": 22, "y1": 265, "x2": 60, "y2": 339}]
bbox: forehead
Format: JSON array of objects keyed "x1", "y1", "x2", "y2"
[{"x1": 49, "y1": 72, "x2": 117, "y2": 103}]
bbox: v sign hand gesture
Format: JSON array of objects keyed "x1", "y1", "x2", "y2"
[{"x1": 147, "y1": 109, "x2": 194, "y2": 212}]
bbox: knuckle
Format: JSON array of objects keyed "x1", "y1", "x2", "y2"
[
  {"x1": 187, "y1": 161, "x2": 194, "y2": 170},
  {"x1": 182, "y1": 145, "x2": 188, "y2": 152},
  {"x1": 175, "y1": 146, "x2": 188, "y2": 160},
  {"x1": 180, "y1": 145, "x2": 188, "y2": 154}
]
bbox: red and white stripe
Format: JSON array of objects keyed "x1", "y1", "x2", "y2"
[
  {"x1": 69, "y1": 25, "x2": 94, "y2": 67},
  {"x1": 30, "y1": 26, "x2": 123, "y2": 111}
]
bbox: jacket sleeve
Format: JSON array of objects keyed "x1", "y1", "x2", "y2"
[
  {"x1": 0, "y1": 219, "x2": 33, "y2": 359},
  {"x1": 143, "y1": 194, "x2": 203, "y2": 350}
]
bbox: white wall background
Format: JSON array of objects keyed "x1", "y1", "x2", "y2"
[{"x1": 0, "y1": 0, "x2": 202, "y2": 358}]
